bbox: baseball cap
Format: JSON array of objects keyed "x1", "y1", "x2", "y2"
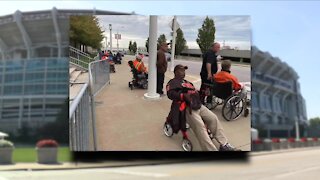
[{"x1": 174, "y1": 64, "x2": 188, "y2": 73}]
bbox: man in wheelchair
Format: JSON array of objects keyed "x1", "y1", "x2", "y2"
[
  {"x1": 214, "y1": 59, "x2": 247, "y2": 101},
  {"x1": 128, "y1": 55, "x2": 148, "y2": 89},
  {"x1": 133, "y1": 54, "x2": 148, "y2": 79},
  {"x1": 166, "y1": 64, "x2": 240, "y2": 151}
]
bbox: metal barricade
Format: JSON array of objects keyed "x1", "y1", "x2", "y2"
[
  {"x1": 89, "y1": 60, "x2": 110, "y2": 96},
  {"x1": 69, "y1": 82, "x2": 96, "y2": 151},
  {"x1": 69, "y1": 46, "x2": 110, "y2": 151}
]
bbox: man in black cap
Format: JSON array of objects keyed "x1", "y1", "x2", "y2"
[{"x1": 166, "y1": 64, "x2": 240, "y2": 151}]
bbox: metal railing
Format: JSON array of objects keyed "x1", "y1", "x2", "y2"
[
  {"x1": 89, "y1": 60, "x2": 110, "y2": 96},
  {"x1": 69, "y1": 46, "x2": 111, "y2": 151},
  {"x1": 69, "y1": 46, "x2": 93, "y2": 71},
  {"x1": 69, "y1": 82, "x2": 96, "y2": 151}
]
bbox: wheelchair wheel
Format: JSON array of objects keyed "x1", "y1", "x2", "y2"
[
  {"x1": 182, "y1": 138, "x2": 193, "y2": 151},
  {"x1": 244, "y1": 108, "x2": 249, "y2": 117},
  {"x1": 163, "y1": 122, "x2": 173, "y2": 137},
  {"x1": 142, "y1": 82, "x2": 148, "y2": 89},
  {"x1": 222, "y1": 95, "x2": 244, "y2": 121}
]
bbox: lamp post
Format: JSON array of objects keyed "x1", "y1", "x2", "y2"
[
  {"x1": 170, "y1": 16, "x2": 177, "y2": 72},
  {"x1": 109, "y1": 24, "x2": 112, "y2": 52}
]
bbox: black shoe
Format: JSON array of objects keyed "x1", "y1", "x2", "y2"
[{"x1": 219, "y1": 143, "x2": 241, "y2": 151}]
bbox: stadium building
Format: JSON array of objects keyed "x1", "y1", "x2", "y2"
[
  {"x1": 0, "y1": 8, "x2": 128, "y2": 134},
  {"x1": 251, "y1": 46, "x2": 308, "y2": 138}
]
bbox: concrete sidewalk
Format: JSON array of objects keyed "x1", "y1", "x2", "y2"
[{"x1": 94, "y1": 56, "x2": 250, "y2": 151}]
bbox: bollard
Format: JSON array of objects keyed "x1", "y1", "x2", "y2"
[
  {"x1": 279, "y1": 138, "x2": 288, "y2": 149},
  {"x1": 313, "y1": 137, "x2": 319, "y2": 146},
  {"x1": 252, "y1": 139, "x2": 264, "y2": 151},
  {"x1": 271, "y1": 138, "x2": 281, "y2": 150},
  {"x1": 300, "y1": 137, "x2": 308, "y2": 148},
  {"x1": 307, "y1": 138, "x2": 314, "y2": 147},
  {"x1": 288, "y1": 138, "x2": 296, "y2": 148},
  {"x1": 263, "y1": 139, "x2": 272, "y2": 151}
]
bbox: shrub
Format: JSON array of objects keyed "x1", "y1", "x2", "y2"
[
  {"x1": 312, "y1": 137, "x2": 318, "y2": 142},
  {"x1": 300, "y1": 137, "x2": 308, "y2": 142},
  {"x1": 272, "y1": 138, "x2": 280, "y2": 143},
  {"x1": 252, "y1": 139, "x2": 263, "y2": 144},
  {"x1": 288, "y1": 138, "x2": 295, "y2": 142},
  {"x1": 0, "y1": 139, "x2": 14, "y2": 148},
  {"x1": 36, "y1": 139, "x2": 59, "y2": 148}
]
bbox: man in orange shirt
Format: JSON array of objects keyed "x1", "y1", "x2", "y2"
[
  {"x1": 133, "y1": 54, "x2": 148, "y2": 73},
  {"x1": 214, "y1": 60, "x2": 242, "y2": 91}
]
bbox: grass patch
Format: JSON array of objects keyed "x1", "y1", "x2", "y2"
[{"x1": 13, "y1": 146, "x2": 73, "y2": 163}]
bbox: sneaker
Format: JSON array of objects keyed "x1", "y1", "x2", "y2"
[{"x1": 219, "y1": 143, "x2": 241, "y2": 151}]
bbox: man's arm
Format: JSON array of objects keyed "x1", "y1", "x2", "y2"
[{"x1": 206, "y1": 63, "x2": 212, "y2": 80}]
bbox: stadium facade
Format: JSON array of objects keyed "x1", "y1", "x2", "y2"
[
  {"x1": 251, "y1": 46, "x2": 308, "y2": 138},
  {"x1": 0, "y1": 8, "x2": 129, "y2": 134}
]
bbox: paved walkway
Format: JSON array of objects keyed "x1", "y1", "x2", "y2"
[{"x1": 94, "y1": 56, "x2": 250, "y2": 151}]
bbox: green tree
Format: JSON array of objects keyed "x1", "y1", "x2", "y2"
[
  {"x1": 196, "y1": 16, "x2": 216, "y2": 54},
  {"x1": 70, "y1": 16, "x2": 104, "y2": 50},
  {"x1": 145, "y1": 37, "x2": 149, "y2": 53},
  {"x1": 129, "y1": 41, "x2": 132, "y2": 52},
  {"x1": 132, "y1": 41, "x2": 137, "y2": 54},
  {"x1": 157, "y1": 34, "x2": 167, "y2": 50},
  {"x1": 175, "y1": 28, "x2": 187, "y2": 55},
  {"x1": 309, "y1": 117, "x2": 320, "y2": 127}
]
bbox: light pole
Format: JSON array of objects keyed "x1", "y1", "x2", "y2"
[
  {"x1": 109, "y1": 24, "x2": 112, "y2": 52},
  {"x1": 105, "y1": 36, "x2": 108, "y2": 50},
  {"x1": 116, "y1": 26, "x2": 124, "y2": 52},
  {"x1": 170, "y1": 16, "x2": 177, "y2": 72}
]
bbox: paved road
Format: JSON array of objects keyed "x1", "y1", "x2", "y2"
[{"x1": 1, "y1": 148, "x2": 319, "y2": 179}]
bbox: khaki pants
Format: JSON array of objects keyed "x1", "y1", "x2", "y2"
[{"x1": 186, "y1": 105, "x2": 228, "y2": 151}]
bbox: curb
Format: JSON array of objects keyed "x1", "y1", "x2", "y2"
[
  {"x1": 250, "y1": 146, "x2": 320, "y2": 157},
  {"x1": 0, "y1": 159, "x2": 199, "y2": 171}
]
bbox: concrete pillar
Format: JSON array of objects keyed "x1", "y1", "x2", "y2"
[
  {"x1": 144, "y1": 16, "x2": 160, "y2": 100},
  {"x1": 170, "y1": 16, "x2": 177, "y2": 72},
  {"x1": 295, "y1": 120, "x2": 300, "y2": 140}
]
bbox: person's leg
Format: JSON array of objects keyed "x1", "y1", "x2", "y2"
[
  {"x1": 185, "y1": 107, "x2": 218, "y2": 151},
  {"x1": 157, "y1": 72, "x2": 164, "y2": 94},
  {"x1": 156, "y1": 72, "x2": 162, "y2": 94},
  {"x1": 160, "y1": 73, "x2": 165, "y2": 94},
  {"x1": 199, "y1": 105, "x2": 228, "y2": 145}
]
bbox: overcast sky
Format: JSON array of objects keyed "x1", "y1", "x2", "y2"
[{"x1": 98, "y1": 15, "x2": 251, "y2": 50}]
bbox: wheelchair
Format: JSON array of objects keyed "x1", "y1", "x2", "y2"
[
  {"x1": 128, "y1": 60, "x2": 148, "y2": 90},
  {"x1": 163, "y1": 116, "x2": 215, "y2": 151},
  {"x1": 202, "y1": 81, "x2": 249, "y2": 121}
]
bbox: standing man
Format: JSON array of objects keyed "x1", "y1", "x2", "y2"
[
  {"x1": 156, "y1": 42, "x2": 169, "y2": 95},
  {"x1": 200, "y1": 42, "x2": 221, "y2": 103}
]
